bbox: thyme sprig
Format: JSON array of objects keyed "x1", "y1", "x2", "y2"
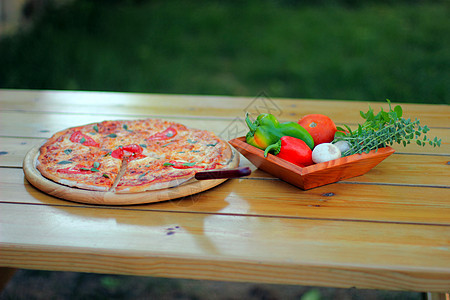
[{"x1": 334, "y1": 100, "x2": 441, "y2": 156}]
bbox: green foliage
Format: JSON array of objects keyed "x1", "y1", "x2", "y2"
[
  {"x1": 0, "y1": 0, "x2": 449, "y2": 104},
  {"x1": 335, "y1": 100, "x2": 442, "y2": 155},
  {"x1": 301, "y1": 288, "x2": 322, "y2": 300},
  {"x1": 100, "y1": 276, "x2": 122, "y2": 291}
]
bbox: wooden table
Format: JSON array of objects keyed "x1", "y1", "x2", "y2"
[{"x1": 1, "y1": 89, "x2": 449, "y2": 296}]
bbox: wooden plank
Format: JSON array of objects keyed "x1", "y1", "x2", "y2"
[
  {"x1": 1, "y1": 89, "x2": 449, "y2": 127},
  {"x1": 2, "y1": 168, "x2": 449, "y2": 225},
  {"x1": 1, "y1": 90, "x2": 449, "y2": 293},
  {"x1": 0, "y1": 137, "x2": 45, "y2": 167},
  {"x1": 346, "y1": 153, "x2": 450, "y2": 187},
  {"x1": 390, "y1": 134, "x2": 449, "y2": 155},
  {"x1": 427, "y1": 293, "x2": 450, "y2": 300},
  {"x1": 2, "y1": 135, "x2": 448, "y2": 186},
  {"x1": 0, "y1": 203, "x2": 449, "y2": 292},
  {"x1": 0, "y1": 112, "x2": 239, "y2": 139},
  {"x1": 1, "y1": 136, "x2": 449, "y2": 173},
  {"x1": 0, "y1": 112, "x2": 448, "y2": 155}
]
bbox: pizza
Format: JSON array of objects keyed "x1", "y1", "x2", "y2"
[{"x1": 36, "y1": 119, "x2": 233, "y2": 193}]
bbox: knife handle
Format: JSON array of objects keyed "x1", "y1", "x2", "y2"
[{"x1": 195, "y1": 167, "x2": 251, "y2": 180}]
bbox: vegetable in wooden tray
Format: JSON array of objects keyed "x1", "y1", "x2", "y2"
[{"x1": 334, "y1": 99, "x2": 442, "y2": 156}]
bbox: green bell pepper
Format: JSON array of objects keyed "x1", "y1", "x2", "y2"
[{"x1": 245, "y1": 113, "x2": 314, "y2": 150}]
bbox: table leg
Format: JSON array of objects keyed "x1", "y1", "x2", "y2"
[
  {"x1": 0, "y1": 267, "x2": 17, "y2": 291},
  {"x1": 427, "y1": 292, "x2": 450, "y2": 300}
]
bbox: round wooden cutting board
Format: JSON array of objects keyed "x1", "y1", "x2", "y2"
[{"x1": 23, "y1": 145, "x2": 239, "y2": 205}]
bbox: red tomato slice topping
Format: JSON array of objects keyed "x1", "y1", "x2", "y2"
[
  {"x1": 69, "y1": 131, "x2": 100, "y2": 147},
  {"x1": 57, "y1": 164, "x2": 93, "y2": 174},
  {"x1": 148, "y1": 127, "x2": 177, "y2": 140},
  {"x1": 122, "y1": 144, "x2": 143, "y2": 155},
  {"x1": 111, "y1": 148, "x2": 124, "y2": 159},
  {"x1": 111, "y1": 144, "x2": 145, "y2": 161}
]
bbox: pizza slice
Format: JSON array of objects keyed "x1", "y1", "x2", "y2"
[
  {"x1": 114, "y1": 157, "x2": 204, "y2": 193},
  {"x1": 97, "y1": 119, "x2": 184, "y2": 149},
  {"x1": 37, "y1": 127, "x2": 122, "y2": 191},
  {"x1": 114, "y1": 131, "x2": 233, "y2": 193}
]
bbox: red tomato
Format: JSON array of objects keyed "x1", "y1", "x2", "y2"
[{"x1": 298, "y1": 114, "x2": 337, "y2": 146}]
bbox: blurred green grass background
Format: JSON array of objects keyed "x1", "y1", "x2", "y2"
[{"x1": 0, "y1": 0, "x2": 449, "y2": 104}]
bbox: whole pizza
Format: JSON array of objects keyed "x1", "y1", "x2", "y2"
[{"x1": 36, "y1": 119, "x2": 233, "y2": 193}]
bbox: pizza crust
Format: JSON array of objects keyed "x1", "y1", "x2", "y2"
[
  {"x1": 115, "y1": 176, "x2": 193, "y2": 193},
  {"x1": 36, "y1": 161, "x2": 110, "y2": 192},
  {"x1": 36, "y1": 119, "x2": 235, "y2": 194},
  {"x1": 58, "y1": 179, "x2": 109, "y2": 192},
  {"x1": 36, "y1": 161, "x2": 111, "y2": 192}
]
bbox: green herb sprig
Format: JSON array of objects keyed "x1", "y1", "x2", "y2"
[{"x1": 334, "y1": 100, "x2": 441, "y2": 156}]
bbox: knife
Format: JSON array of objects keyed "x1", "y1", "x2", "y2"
[{"x1": 194, "y1": 167, "x2": 251, "y2": 180}]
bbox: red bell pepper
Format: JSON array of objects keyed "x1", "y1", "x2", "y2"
[{"x1": 264, "y1": 136, "x2": 313, "y2": 167}]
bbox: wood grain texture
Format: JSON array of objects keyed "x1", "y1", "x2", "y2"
[
  {"x1": 1, "y1": 111, "x2": 448, "y2": 154},
  {"x1": 1, "y1": 89, "x2": 449, "y2": 127},
  {"x1": 0, "y1": 137, "x2": 45, "y2": 167},
  {"x1": 3, "y1": 168, "x2": 450, "y2": 225},
  {"x1": 427, "y1": 293, "x2": 450, "y2": 300},
  {"x1": 1, "y1": 89, "x2": 449, "y2": 292},
  {"x1": 1, "y1": 203, "x2": 449, "y2": 292},
  {"x1": 0, "y1": 111, "x2": 237, "y2": 139}
]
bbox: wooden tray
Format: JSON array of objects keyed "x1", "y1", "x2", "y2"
[
  {"x1": 229, "y1": 137, "x2": 395, "y2": 190},
  {"x1": 23, "y1": 145, "x2": 239, "y2": 205}
]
